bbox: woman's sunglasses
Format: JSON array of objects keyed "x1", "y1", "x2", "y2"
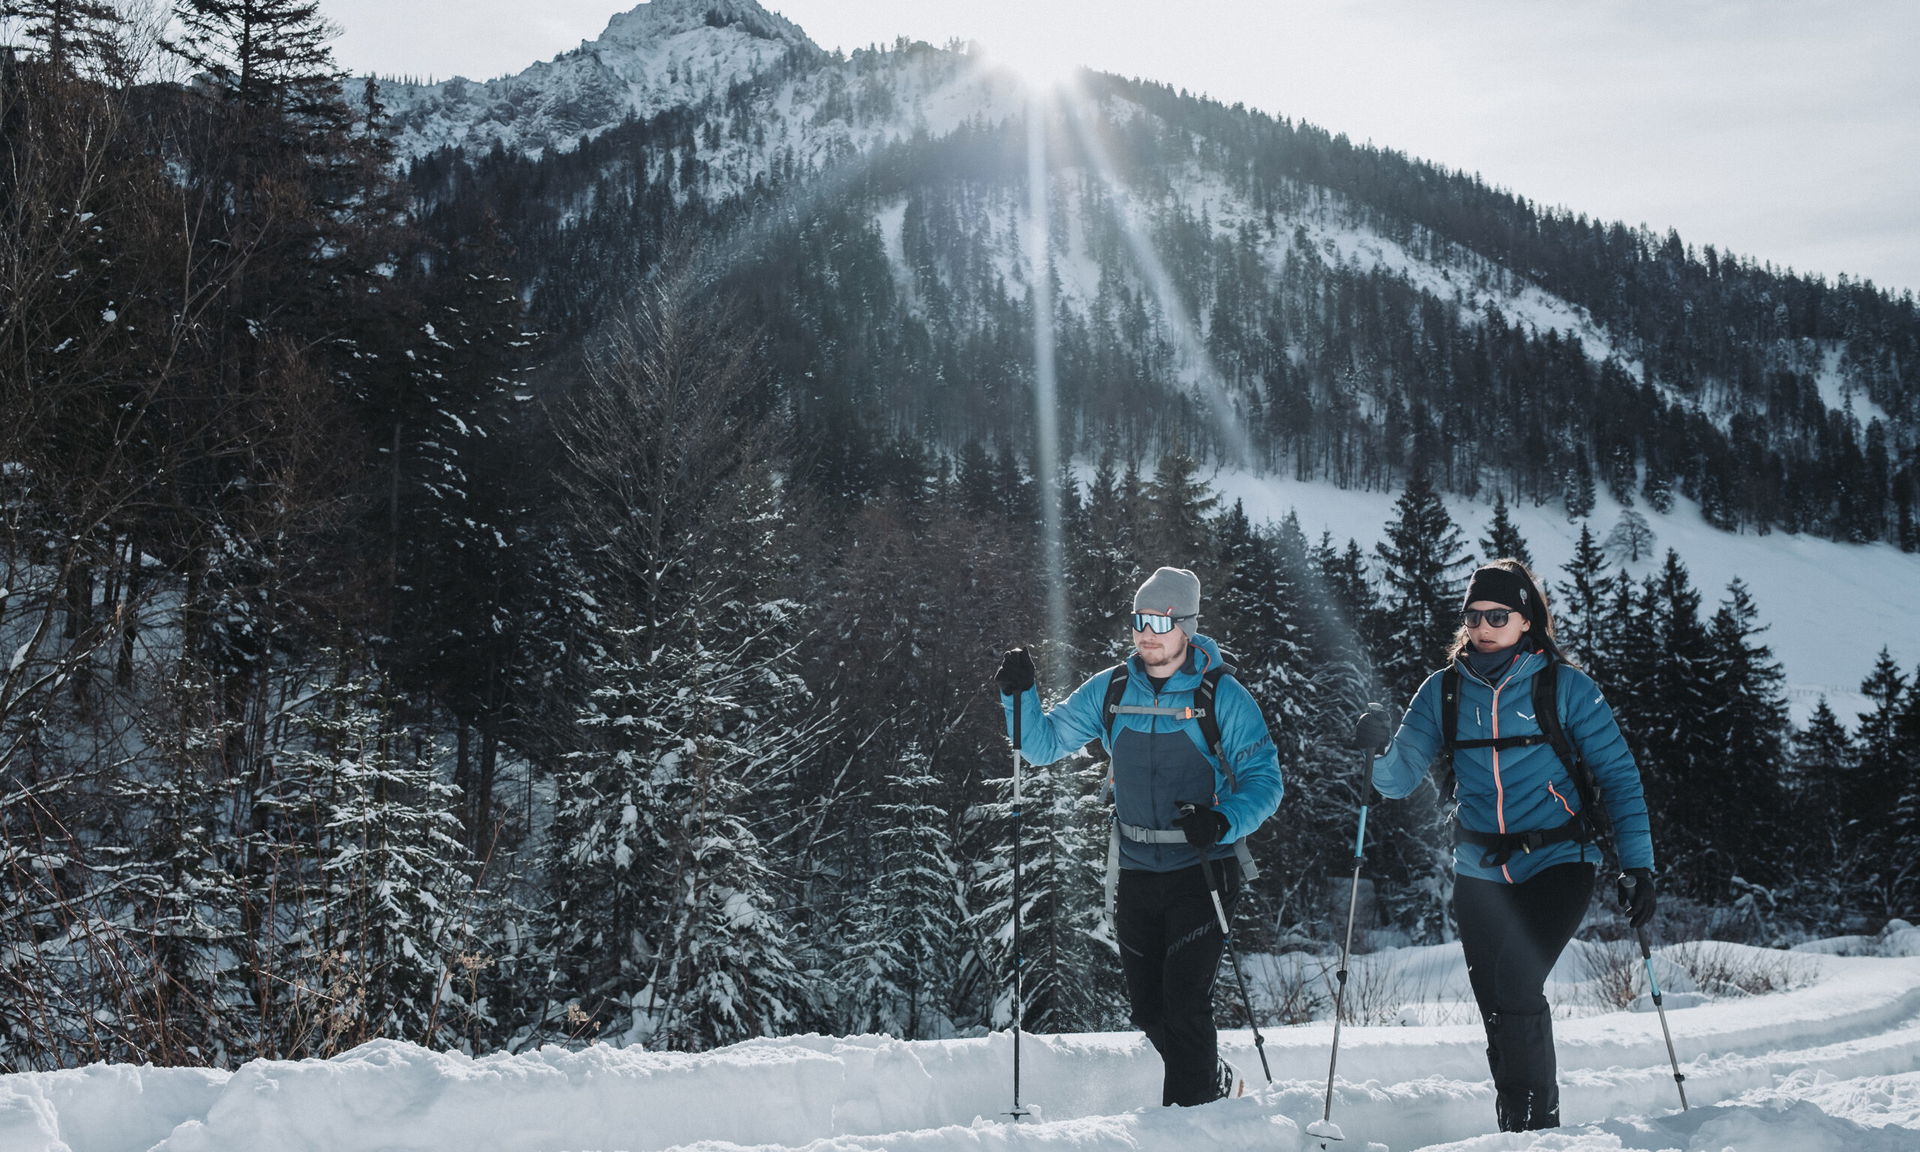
[
  {"x1": 1131, "y1": 612, "x2": 1195, "y2": 634},
  {"x1": 1462, "y1": 608, "x2": 1521, "y2": 628}
]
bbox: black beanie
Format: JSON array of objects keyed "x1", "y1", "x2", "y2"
[{"x1": 1463, "y1": 565, "x2": 1536, "y2": 621}]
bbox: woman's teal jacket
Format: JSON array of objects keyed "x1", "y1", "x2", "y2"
[{"x1": 1372, "y1": 647, "x2": 1655, "y2": 884}]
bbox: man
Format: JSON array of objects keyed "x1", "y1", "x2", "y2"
[{"x1": 996, "y1": 566, "x2": 1283, "y2": 1106}]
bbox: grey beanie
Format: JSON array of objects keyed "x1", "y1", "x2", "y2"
[{"x1": 1133, "y1": 566, "x2": 1201, "y2": 636}]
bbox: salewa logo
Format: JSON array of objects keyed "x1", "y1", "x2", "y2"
[{"x1": 1518, "y1": 712, "x2": 1535, "y2": 721}]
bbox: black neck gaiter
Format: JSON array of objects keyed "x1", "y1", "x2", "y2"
[{"x1": 1463, "y1": 642, "x2": 1524, "y2": 682}]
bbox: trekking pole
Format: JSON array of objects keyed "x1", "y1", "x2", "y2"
[
  {"x1": 1005, "y1": 702, "x2": 1031, "y2": 1120},
  {"x1": 1306, "y1": 751, "x2": 1374, "y2": 1148},
  {"x1": 1178, "y1": 803, "x2": 1272, "y2": 1086},
  {"x1": 1621, "y1": 876, "x2": 1688, "y2": 1111}
]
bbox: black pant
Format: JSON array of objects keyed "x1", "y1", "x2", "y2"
[
  {"x1": 1452, "y1": 862, "x2": 1595, "y2": 1131},
  {"x1": 1115, "y1": 861, "x2": 1238, "y2": 1107}
]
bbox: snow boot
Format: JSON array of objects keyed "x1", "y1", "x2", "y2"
[
  {"x1": 1488, "y1": 1010, "x2": 1560, "y2": 1131},
  {"x1": 1214, "y1": 1058, "x2": 1245, "y2": 1101}
]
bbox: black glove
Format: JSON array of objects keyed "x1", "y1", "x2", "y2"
[
  {"x1": 1616, "y1": 868, "x2": 1657, "y2": 929},
  {"x1": 1173, "y1": 804, "x2": 1230, "y2": 849},
  {"x1": 1352, "y1": 703, "x2": 1395, "y2": 753},
  {"x1": 995, "y1": 648, "x2": 1036, "y2": 696}
]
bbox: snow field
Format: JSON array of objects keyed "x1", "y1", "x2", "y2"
[
  {"x1": 1207, "y1": 467, "x2": 1920, "y2": 725},
  {"x1": 9, "y1": 936, "x2": 1919, "y2": 1152}
]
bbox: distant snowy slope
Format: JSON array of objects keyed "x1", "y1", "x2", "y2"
[{"x1": 8, "y1": 927, "x2": 1917, "y2": 1152}]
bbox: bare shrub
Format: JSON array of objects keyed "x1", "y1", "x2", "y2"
[
  {"x1": 1577, "y1": 938, "x2": 1643, "y2": 1011},
  {"x1": 1340, "y1": 953, "x2": 1475, "y2": 1026},
  {"x1": 1666, "y1": 941, "x2": 1813, "y2": 998},
  {"x1": 1237, "y1": 952, "x2": 1331, "y2": 1027}
]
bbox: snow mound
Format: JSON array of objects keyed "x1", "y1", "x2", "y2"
[{"x1": 1794, "y1": 920, "x2": 1920, "y2": 958}]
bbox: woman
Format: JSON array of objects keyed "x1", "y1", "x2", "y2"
[{"x1": 1353, "y1": 558, "x2": 1656, "y2": 1132}]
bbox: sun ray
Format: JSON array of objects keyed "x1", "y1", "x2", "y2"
[
  {"x1": 1062, "y1": 94, "x2": 1255, "y2": 468},
  {"x1": 1024, "y1": 89, "x2": 1070, "y2": 659}
]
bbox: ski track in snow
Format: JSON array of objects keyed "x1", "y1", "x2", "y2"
[{"x1": 6, "y1": 938, "x2": 1919, "y2": 1152}]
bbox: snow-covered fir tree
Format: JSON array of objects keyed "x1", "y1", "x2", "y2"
[
  {"x1": 1852, "y1": 650, "x2": 1917, "y2": 916},
  {"x1": 829, "y1": 745, "x2": 963, "y2": 1038},
  {"x1": 291, "y1": 675, "x2": 483, "y2": 1051},
  {"x1": 1553, "y1": 523, "x2": 1615, "y2": 672},
  {"x1": 548, "y1": 534, "x2": 815, "y2": 1050},
  {"x1": 1373, "y1": 472, "x2": 1470, "y2": 698},
  {"x1": 964, "y1": 747, "x2": 1122, "y2": 1036},
  {"x1": 1697, "y1": 579, "x2": 1790, "y2": 897},
  {"x1": 1477, "y1": 492, "x2": 1534, "y2": 569},
  {"x1": 543, "y1": 260, "x2": 817, "y2": 1050}
]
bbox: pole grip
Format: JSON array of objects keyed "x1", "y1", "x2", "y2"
[
  {"x1": 1620, "y1": 874, "x2": 1654, "y2": 957},
  {"x1": 1009, "y1": 693, "x2": 1024, "y2": 808}
]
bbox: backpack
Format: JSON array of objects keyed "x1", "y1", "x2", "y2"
[{"x1": 1431, "y1": 658, "x2": 1614, "y2": 856}]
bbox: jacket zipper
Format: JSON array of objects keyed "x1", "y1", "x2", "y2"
[
  {"x1": 1491, "y1": 680, "x2": 1510, "y2": 883},
  {"x1": 1489, "y1": 652, "x2": 1534, "y2": 885}
]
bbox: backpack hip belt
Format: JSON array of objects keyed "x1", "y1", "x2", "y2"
[
  {"x1": 1104, "y1": 819, "x2": 1259, "y2": 921},
  {"x1": 1453, "y1": 815, "x2": 1595, "y2": 869}
]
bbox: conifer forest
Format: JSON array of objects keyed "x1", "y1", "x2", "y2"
[{"x1": 2, "y1": 1, "x2": 1917, "y2": 1070}]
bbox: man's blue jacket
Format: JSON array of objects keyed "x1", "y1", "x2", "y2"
[{"x1": 1004, "y1": 634, "x2": 1283, "y2": 871}]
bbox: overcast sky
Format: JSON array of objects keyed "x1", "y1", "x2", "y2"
[{"x1": 315, "y1": 0, "x2": 1920, "y2": 296}]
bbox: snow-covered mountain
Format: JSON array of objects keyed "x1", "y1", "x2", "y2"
[
  {"x1": 388, "y1": 0, "x2": 1912, "y2": 493},
  {"x1": 378, "y1": 0, "x2": 815, "y2": 158},
  {"x1": 387, "y1": 0, "x2": 1919, "y2": 703},
  {"x1": 382, "y1": 0, "x2": 1038, "y2": 188}
]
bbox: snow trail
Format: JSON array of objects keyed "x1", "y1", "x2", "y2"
[
  {"x1": 6, "y1": 938, "x2": 1918, "y2": 1152},
  {"x1": 3, "y1": 936, "x2": 1920, "y2": 1152}
]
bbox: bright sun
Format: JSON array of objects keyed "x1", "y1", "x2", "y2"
[{"x1": 975, "y1": 39, "x2": 1084, "y2": 92}]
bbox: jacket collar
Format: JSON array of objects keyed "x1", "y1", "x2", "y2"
[
  {"x1": 1456, "y1": 644, "x2": 1545, "y2": 689},
  {"x1": 1129, "y1": 633, "x2": 1223, "y2": 690}
]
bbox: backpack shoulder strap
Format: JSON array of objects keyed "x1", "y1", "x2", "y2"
[
  {"x1": 1531, "y1": 661, "x2": 1568, "y2": 764},
  {"x1": 1097, "y1": 663, "x2": 1129, "y2": 748},
  {"x1": 1196, "y1": 665, "x2": 1228, "y2": 760},
  {"x1": 1530, "y1": 662, "x2": 1583, "y2": 789},
  {"x1": 1532, "y1": 660, "x2": 1610, "y2": 835},
  {"x1": 1430, "y1": 665, "x2": 1462, "y2": 800}
]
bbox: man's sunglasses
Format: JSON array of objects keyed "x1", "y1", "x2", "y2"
[
  {"x1": 1132, "y1": 612, "x2": 1196, "y2": 634},
  {"x1": 1463, "y1": 608, "x2": 1521, "y2": 628}
]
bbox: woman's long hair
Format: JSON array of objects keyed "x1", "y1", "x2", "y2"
[{"x1": 1446, "y1": 557, "x2": 1576, "y2": 666}]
